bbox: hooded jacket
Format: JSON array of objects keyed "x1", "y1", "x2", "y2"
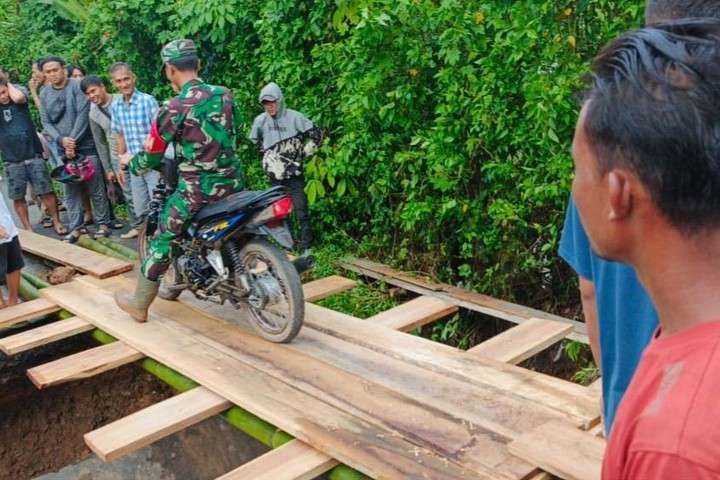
[{"x1": 249, "y1": 82, "x2": 322, "y2": 180}]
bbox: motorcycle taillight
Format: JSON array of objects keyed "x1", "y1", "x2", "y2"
[{"x1": 272, "y1": 197, "x2": 293, "y2": 220}]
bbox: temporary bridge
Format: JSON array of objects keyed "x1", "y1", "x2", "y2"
[{"x1": 1, "y1": 229, "x2": 605, "y2": 480}]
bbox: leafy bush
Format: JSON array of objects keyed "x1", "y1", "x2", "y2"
[{"x1": 0, "y1": 0, "x2": 644, "y2": 313}]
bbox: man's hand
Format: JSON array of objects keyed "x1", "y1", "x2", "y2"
[
  {"x1": 117, "y1": 168, "x2": 127, "y2": 186},
  {"x1": 119, "y1": 152, "x2": 133, "y2": 167},
  {"x1": 65, "y1": 145, "x2": 75, "y2": 159},
  {"x1": 61, "y1": 137, "x2": 76, "y2": 151},
  {"x1": 0, "y1": 226, "x2": 9, "y2": 240},
  {"x1": 106, "y1": 171, "x2": 116, "y2": 183}
]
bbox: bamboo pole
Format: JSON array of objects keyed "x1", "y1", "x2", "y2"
[
  {"x1": 76, "y1": 237, "x2": 132, "y2": 261},
  {"x1": 94, "y1": 237, "x2": 140, "y2": 261},
  {"x1": 21, "y1": 260, "x2": 368, "y2": 479}
]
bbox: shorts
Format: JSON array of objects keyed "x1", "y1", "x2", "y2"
[
  {"x1": 0, "y1": 235, "x2": 24, "y2": 277},
  {"x1": 6, "y1": 158, "x2": 53, "y2": 200}
]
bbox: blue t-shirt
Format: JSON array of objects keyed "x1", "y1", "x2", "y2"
[{"x1": 559, "y1": 198, "x2": 658, "y2": 433}]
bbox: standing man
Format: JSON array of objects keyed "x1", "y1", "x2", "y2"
[
  {"x1": 80, "y1": 75, "x2": 127, "y2": 230},
  {"x1": 109, "y1": 62, "x2": 159, "y2": 239},
  {"x1": 38, "y1": 56, "x2": 113, "y2": 242},
  {"x1": 559, "y1": 0, "x2": 720, "y2": 435},
  {"x1": 571, "y1": 20, "x2": 720, "y2": 478},
  {"x1": 0, "y1": 77, "x2": 65, "y2": 233},
  {"x1": 249, "y1": 82, "x2": 322, "y2": 254},
  {"x1": 115, "y1": 39, "x2": 243, "y2": 322}
]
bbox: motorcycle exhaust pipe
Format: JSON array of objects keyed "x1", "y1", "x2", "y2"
[{"x1": 292, "y1": 255, "x2": 315, "y2": 274}]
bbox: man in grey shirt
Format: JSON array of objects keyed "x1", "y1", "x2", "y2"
[
  {"x1": 38, "y1": 56, "x2": 112, "y2": 242},
  {"x1": 80, "y1": 75, "x2": 129, "y2": 230}
]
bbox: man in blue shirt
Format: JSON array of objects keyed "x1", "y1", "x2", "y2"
[
  {"x1": 109, "y1": 62, "x2": 159, "y2": 239},
  {"x1": 560, "y1": 0, "x2": 720, "y2": 435}
]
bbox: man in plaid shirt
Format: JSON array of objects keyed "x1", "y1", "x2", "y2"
[{"x1": 110, "y1": 62, "x2": 160, "y2": 239}]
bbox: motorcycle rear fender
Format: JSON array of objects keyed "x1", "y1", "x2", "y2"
[{"x1": 241, "y1": 222, "x2": 294, "y2": 250}]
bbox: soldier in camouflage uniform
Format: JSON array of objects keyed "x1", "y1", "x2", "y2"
[{"x1": 115, "y1": 39, "x2": 243, "y2": 323}]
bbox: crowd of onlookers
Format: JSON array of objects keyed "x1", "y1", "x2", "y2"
[{"x1": 0, "y1": 57, "x2": 164, "y2": 243}]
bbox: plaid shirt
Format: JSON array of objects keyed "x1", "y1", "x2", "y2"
[{"x1": 110, "y1": 89, "x2": 158, "y2": 155}]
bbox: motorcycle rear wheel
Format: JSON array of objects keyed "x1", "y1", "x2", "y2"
[
  {"x1": 235, "y1": 238, "x2": 304, "y2": 343},
  {"x1": 138, "y1": 222, "x2": 183, "y2": 301}
]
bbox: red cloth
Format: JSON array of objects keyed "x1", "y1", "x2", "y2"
[{"x1": 603, "y1": 320, "x2": 720, "y2": 479}]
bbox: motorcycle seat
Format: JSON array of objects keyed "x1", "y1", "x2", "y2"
[{"x1": 193, "y1": 186, "x2": 286, "y2": 224}]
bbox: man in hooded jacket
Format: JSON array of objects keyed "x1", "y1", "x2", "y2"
[{"x1": 249, "y1": 82, "x2": 322, "y2": 253}]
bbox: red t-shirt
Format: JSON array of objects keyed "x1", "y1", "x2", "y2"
[{"x1": 603, "y1": 320, "x2": 720, "y2": 480}]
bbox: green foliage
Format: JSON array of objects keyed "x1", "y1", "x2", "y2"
[{"x1": 0, "y1": 0, "x2": 644, "y2": 321}]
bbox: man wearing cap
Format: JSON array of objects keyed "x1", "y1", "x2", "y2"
[{"x1": 114, "y1": 39, "x2": 244, "y2": 323}]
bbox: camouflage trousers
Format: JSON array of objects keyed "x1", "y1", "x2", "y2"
[{"x1": 141, "y1": 172, "x2": 243, "y2": 281}]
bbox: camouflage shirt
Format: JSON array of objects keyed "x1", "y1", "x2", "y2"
[{"x1": 130, "y1": 79, "x2": 242, "y2": 178}]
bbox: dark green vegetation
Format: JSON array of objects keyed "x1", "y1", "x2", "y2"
[{"x1": 0, "y1": 0, "x2": 643, "y2": 354}]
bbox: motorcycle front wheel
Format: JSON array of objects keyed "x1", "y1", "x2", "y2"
[
  {"x1": 234, "y1": 238, "x2": 304, "y2": 343},
  {"x1": 138, "y1": 222, "x2": 183, "y2": 301}
]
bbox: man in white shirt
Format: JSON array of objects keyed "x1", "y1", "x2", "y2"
[{"x1": 0, "y1": 194, "x2": 23, "y2": 307}]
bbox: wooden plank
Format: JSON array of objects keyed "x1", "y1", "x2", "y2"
[
  {"x1": 468, "y1": 318, "x2": 572, "y2": 365},
  {"x1": 341, "y1": 257, "x2": 588, "y2": 342},
  {"x1": 27, "y1": 341, "x2": 144, "y2": 389},
  {"x1": 0, "y1": 298, "x2": 61, "y2": 330},
  {"x1": 42, "y1": 281, "x2": 491, "y2": 480},
  {"x1": 18, "y1": 229, "x2": 133, "y2": 278},
  {"x1": 366, "y1": 296, "x2": 457, "y2": 332},
  {"x1": 0, "y1": 316, "x2": 93, "y2": 355},
  {"x1": 508, "y1": 420, "x2": 605, "y2": 480},
  {"x1": 216, "y1": 440, "x2": 337, "y2": 480},
  {"x1": 85, "y1": 387, "x2": 231, "y2": 461},
  {"x1": 302, "y1": 275, "x2": 356, "y2": 302},
  {"x1": 304, "y1": 303, "x2": 600, "y2": 429}
]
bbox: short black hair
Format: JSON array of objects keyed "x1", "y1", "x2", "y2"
[
  {"x1": 66, "y1": 64, "x2": 85, "y2": 77},
  {"x1": 584, "y1": 19, "x2": 720, "y2": 232},
  {"x1": 167, "y1": 55, "x2": 199, "y2": 72},
  {"x1": 0, "y1": 77, "x2": 8, "y2": 87},
  {"x1": 39, "y1": 56, "x2": 66, "y2": 70},
  {"x1": 109, "y1": 62, "x2": 133, "y2": 75},
  {"x1": 646, "y1": 0, "x2": 720, "y2": 24},
  {"x1": 80, "y1": 75, "x2": 105, "y2": 93}
]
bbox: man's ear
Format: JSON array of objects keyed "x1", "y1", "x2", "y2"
[{"x1": 607, "y1": 170, "x2": 633, "y2": 221}]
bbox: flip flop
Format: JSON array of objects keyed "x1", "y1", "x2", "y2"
[{"x1": 41, "y1": 217, "x2": 53, "y2": 228}]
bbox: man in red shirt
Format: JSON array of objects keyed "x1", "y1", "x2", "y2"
[{"x1": 571, "y1": 19, "x2": 720, "y2": 479}]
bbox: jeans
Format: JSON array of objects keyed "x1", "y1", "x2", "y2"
[
  {"x1": 271, "y1": 174, "x2": 312, "y2": 250},
  {"x1": 64, "y1": 155, "x2": 112, "y2": 232},
  {"x1": 130, "y1": 170, "x2": 160, "y2": 227}
]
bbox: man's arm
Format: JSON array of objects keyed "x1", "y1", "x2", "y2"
[
  {"x1": 68, "y1": 83, "x2": 91, "y2": 142},
  {"x1": 125, "y1": 102, "x2": 179, "y2": 175},
  {"x1": 89, "y1": 115, "x2": 112, "y2": 174},
  {"x1": 8, "y1": 84, "x2": 27, "y2": 104},
  {"x1": 579, "y1": 277, "x2": 601, "y2": 372},
  {"x1": 249, "y1": 116, "x2": 264, "y2": 152},
  {"x1": 38, "y1": 91, "x2": 62, "y2": 144}
]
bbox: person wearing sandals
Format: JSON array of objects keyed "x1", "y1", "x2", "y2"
[
  {"x1": 37, "y1": 56, "x2": 113, "y2": 242},
  {"x1": 0, "y1": 76, "x2": 66, "y2": 235},
  {"x1": 81, "y1": 75, "x2": 125, "y2": 230}
]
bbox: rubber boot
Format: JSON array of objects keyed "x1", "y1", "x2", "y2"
[{"x1": 114, "y1": 275, "x2": 159, "y2": 323}]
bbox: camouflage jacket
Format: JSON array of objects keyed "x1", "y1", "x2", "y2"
[{"x1": 130, "y1": 79, "x2": 242, "y2": 179}]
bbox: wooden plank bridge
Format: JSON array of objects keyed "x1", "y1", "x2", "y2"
[{"x1": 1, "y1": 234, "x2": 605, "y2": 480}]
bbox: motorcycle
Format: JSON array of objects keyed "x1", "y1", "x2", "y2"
[{"x1": 139, "y1": 180, "x2": 307, "y2": 343}]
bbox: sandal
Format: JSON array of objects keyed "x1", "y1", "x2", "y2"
[
  {"x1": 111, "y1": 220, "x2": 124, "y2": 230},
  {"x1": 63, "y1": 230, "x2": 82, "y2": 244},
  {"x1": 93, "y1": 225, "x2": 111, "y2": 239},
  {"x1": 41, "y1": 217, "x2": 53, "y2": 228}
]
